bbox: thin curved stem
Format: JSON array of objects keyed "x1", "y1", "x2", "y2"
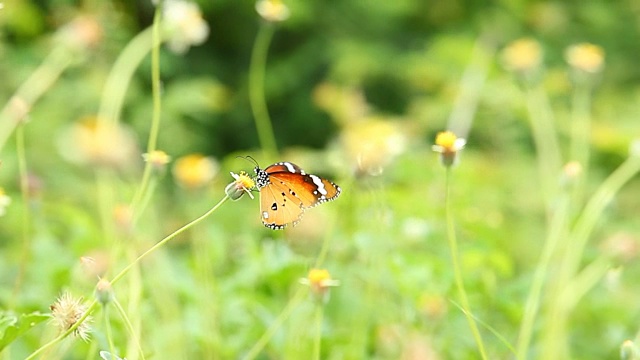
[
  {"x1": 113, "y1": 297, "x2": 147, "y2": 360},
  {"x1": 0, "y1": 47, "x2": 73, "y2": 152},
  {"x1": 242, "y1": 287, "x2": 307, "y2": 360},
  {"x1": 11, "y1": 125, "x2": 31, "y2": 306},
  {"x1": 111, "y1": 195, "x2": 229, "y2": 286},
  {"x1": 25, "y1": 301, "x2": 99, "y2": 360},
  {"x1": 516, "y1": 195, "x2": 570, "y2": 359},
  {"x1": 445, "y1": 168, "x2": 487, "y2": 359},
  {"x1": 131, "y1": 6, "x2": 164, "y2": 215},
  {"x1": 312, "y1": 304, "x2": 323, "y2": 360},
  {"x1": 97, "y1": 26, "x2": 160, "y2": 127},
  {"x1": 249, "y1": 23, "x2": 279, "y2": 160}
]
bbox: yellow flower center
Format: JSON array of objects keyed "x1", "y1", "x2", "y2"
[
  {"x1": 236, "y1": 171, "x2": 256, "y2": 190},
  {"x1": 308, "y1": 269, "x2": 332, "y2": 287},
  {"x1": 435, "y1": 131, "x2": 458, "y2": 150}
]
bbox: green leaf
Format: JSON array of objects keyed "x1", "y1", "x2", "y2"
[{"x1": 0, "y1": 312, "x2": 50, "y2": 350}]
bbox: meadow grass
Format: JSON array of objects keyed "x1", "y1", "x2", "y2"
[{"x1": 1, "y1": 3, "x2": 640, "y2": 360}]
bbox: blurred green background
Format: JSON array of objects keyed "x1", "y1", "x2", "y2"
[{"x1": 1, "y1": 0, "x2": 640, "y2": 359}]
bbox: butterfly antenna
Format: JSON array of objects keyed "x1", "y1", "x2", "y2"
[{"x1": 237, "y1": 155, "x2": 260, "y2": 168}]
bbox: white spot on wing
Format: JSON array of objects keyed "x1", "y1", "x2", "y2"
[
  {"x1": 283, "y1": 162, "x2": 296, "y2": 173},
  {"x1": 262, "y1": 211, "x2": 269, "y2": 219},
  {"x1": 310, "y1": 175, "x2": 327, "y2": 195}
]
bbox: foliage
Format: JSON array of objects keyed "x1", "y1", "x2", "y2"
[{"x1": 1, "y1": 0, "x2": 640, "y2": 359}]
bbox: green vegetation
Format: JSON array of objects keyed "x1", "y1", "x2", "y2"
[{"x1": 2, "y1": 1, "x2": 640, "y2": 359}]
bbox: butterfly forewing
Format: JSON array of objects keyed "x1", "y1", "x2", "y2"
[
  {"x1": 264, "y1": 162, "x2": 304, "y2": 174},
  {"x1": 267, "y1": 171, "x2": 340, "y2": 208}
]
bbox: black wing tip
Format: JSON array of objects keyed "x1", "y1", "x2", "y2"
[{"x1": 264, "y1": 223, "x2": 287, "y2": 230}]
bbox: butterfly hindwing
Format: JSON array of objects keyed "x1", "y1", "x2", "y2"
[
  {"x1": 255, "y1": 162, "x2": 341, "y2": 229},
  {"x1": 259, "y1": 178, "x2": 305, "y2": 230}
]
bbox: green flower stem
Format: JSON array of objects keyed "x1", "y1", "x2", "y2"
[
  {"x1": 249, "y1": 23, "x2": 279, "y2": 160},
  {"x1": 564, "y1": 154, "x2": 640, "y2": 282},
  {"x1": 10, "y1": 125, "x2": 31, "y2": 307},
  {"x1": 516, "y1": 194, "x2": 570, "y2": 359},
  {"x1": 25, "y1": 300, "x2": 99, "y2": 360},
  {"x1": 104, "y1": 306, "x2": 116, "y2": 358},
  {"x1": 541, "y1": 256, "x2": 611, "y2": 359},
  {"x1": 133, "y1": 177, "x2": 158, "y2": 226},
  {"x1": 543, "y1": 153, "x2": 640, "y2": 358},
  {"x1": 131, "y1": 6, "x2": 164, "y2": 215},
  {"x1": 569, "y1": 84, "x2": 592, "y2": 208},
  {"x1": 447, "y1": 38, "x2": 493, "y2": 135},
  {"x1": 524, "y1": 85, "x2": 562, "y2": 214},
  {"x1": 26, "y1": 195, "x2": 228, "y2": 358},
  {"x1": 243, "y1": 287, "x2": 307, "y2": 360},
  {"x1": 111, "y1": 195, "x2": 229, "y2": 286},
  {"x1": 562, "y1": 256, "x2": 610, "y2": 311},
  {"x1": 123, "y1": 246, "x2": 144, "y2": 359},
  {"x1": 113, "y1": 297, "x2": 147, "y2": 360},
  {"x1": 0, "y1": 46, "x2": 74, "y2": 152},
  {"x1": 313, "y1": 304, "x2": 324, "y2": 360},
  {"x1": 445, "y1": 168, "x2": 487, "y2": 359},
  {"x1": 97, "y1": 25, "x2": 166, "y2": 128}
]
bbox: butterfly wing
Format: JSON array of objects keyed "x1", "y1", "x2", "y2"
[
  {"x1": 266, "y1": 171, "x2": 341, "y2": 208},
  {"x1": 256, "y1": 162, "x2": 341, "y2": 229},
  {"x1": 259, "y1": 177, "x2": 305, "y2": 230}
]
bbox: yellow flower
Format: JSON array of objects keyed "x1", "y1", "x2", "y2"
[
  {"x1": 225, "y1": 171, "x2": 255, "y2": 201},
  {"x1": 432, "y1": 131, "x2": 466, "y2": 167},
  {"x1": 565, "y1": 43, "x2": 604, "y2": 73},
  {"x1": 50, "y1": 292, "x2": 92, "y2": 341},
  {"x1": 113, "y1": 204, "x2": 133, "y2": 234},
  {"x1": 501, "y1": 38, "x2": 543, "y2": 73},
  {"x1": 256, "y1": 0, "x2": 290, "y2": 22},
  {"x1": 300, "y1": 268, "x2": 340, "y2": 303},
  {"x1": 57, "y1": 117, "x2": 139, "y2": 169},
  {"x1": 341, "y1": 117, "x2": 407, "y2": 176},
  {"x1": 561, "y1": 161, "x2": 582, "y2": 187},
  {"x1": 172, "y1": 153, "x2": 219, "y2": 189}
]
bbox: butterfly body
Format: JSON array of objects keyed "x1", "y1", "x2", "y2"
[{"x1": 254, "y1": 162, "x2": 341, "y2": 229}]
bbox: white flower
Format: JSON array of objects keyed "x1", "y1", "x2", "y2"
[
  {"x1": 50, "y1": 292, "x2": 92, "y2": 341},
  {"x1": 163, "y1": 0, "x2": 209, "y2": 54},
  {"x1": 255, "y1": 0, "x2": 290, "y2": 22}
]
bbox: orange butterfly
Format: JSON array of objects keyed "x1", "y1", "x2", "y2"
[{"x1": 254, "y1": 162, "x2": 341, "y2": 229}]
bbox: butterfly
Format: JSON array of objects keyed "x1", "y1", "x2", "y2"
[{"x1": 253, "y1": 161, "x2": 341, "y2": 230}]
